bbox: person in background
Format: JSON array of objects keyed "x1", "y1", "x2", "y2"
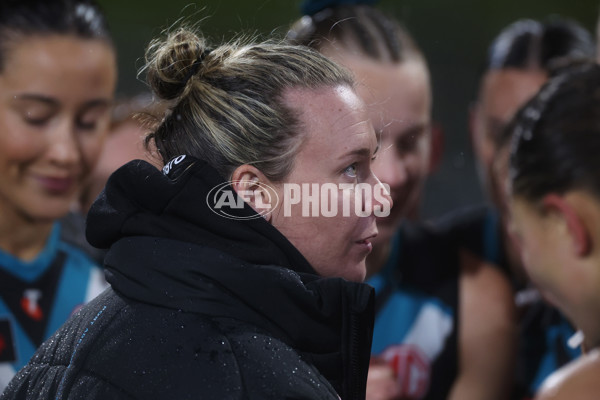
[
  {"x1": 79, "y1": 93, "x2": 162, "y2": 214},
  {"x1": 0, "y1": 0, "x2": 115, "y2": 392},
  {"x1": 507, "y1": 61, "x2": 600, "y2": 400},
  {"x1": 2, "y1": 24, "x2": 390, "y2": 399},
  {"x1": 464, "y1": 18, "x2": 594, "y2": 283},
  {"x1": 288, "y1": 3, "x2": 515, "y2": 399},
  {"x1": 436, "y1": 18, "x2": 595, "y2": 399}
]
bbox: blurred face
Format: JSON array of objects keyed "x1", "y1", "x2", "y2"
[
  {"x1": 509, "y1": 197, "x2": 571, "y2": 309},
  {"x1": 471, "y1": 68, "x2": 547, "y2": 206},
  {"x1": 491, "y1": 146, "x2": 510, "y2": 223},
  {"x1": 270, "y1": 85, "x2": 390, "y2": 282},
  {"x1": 342, "y1": 56, "x2": 432, "y2": 245},
  {"x1": 491, "y1": 145, "x2": 523, "y2": 271},
  {"x1": 0, "y1": 35, "x2": 116, "y2": 223}
]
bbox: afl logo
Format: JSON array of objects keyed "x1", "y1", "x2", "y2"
[{"x1": 206, "y1": 181, "x2": 279, "y2": 220}]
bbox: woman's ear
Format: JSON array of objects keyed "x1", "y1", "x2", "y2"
[
  {"x1": 230, "y1": 165, "x2": 275, "y2": 222},
  {"x1": 542, "y1": 194, "x2": 591, "y2": 257}
]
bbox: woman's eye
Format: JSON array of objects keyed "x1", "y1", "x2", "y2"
[
  {"x1": 25, "y1": 118, "x2": 49, "y2": 126},
  {"x1": 344, "y1": 164, "x2": 358, "y2": 178},
  {"x1": 23, "y1": 111, "x2": 51, "y2": 126},
  {"x1": 398, "y1": 135, "x2": 417, "y2": 153},
  {"x1": 76, "y1": 119, "x2": 98, "y2": 130},
  {"x1": 76, "y1": 104, "x2": 110, "y2": 131}
]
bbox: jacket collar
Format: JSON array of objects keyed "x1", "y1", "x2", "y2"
[
  {"x1": 88, "y1": 157, "x2": 374, "y2": 399},
  {"x1": 87, "y1": 157, "x2": 315, "y2": 274},
  {"x1": 105, "y1": 236, "x2": 373, "y2": 399}
]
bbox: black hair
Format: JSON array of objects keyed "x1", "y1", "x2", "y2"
[
  {"x1": 510, "y1": 62, "x2": 600, "y2": 201},
  {"x1": 485, "y1": 19, "x2": 595, "y2": 149},
  {"x1": 287, "y1": 4, "x2": 421, "y2": 63},
  {"x1": 486, "y1": 18, "x2": 595, "y2": 72},
  {"x1": 0, "y1": 0, "x2": 112, "y2": 71}
]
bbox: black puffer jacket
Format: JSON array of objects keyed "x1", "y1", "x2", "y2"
[{"x1": 2, "y1": 158, "x2": 374, "y2": 400}]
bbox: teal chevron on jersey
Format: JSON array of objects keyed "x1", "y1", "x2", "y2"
[{"x1": 0, "y1": 221, "x2": 107, "y2": 392}]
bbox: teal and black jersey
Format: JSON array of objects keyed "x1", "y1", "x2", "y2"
[
  {"x1": 367, "y1": 223, "x2": 459, "y2": 400},
  {"x1": 0, "y1": 219, "x2": 106, "y2": 392}
]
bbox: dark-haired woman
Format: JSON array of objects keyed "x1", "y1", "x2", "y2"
[
  {"x1": 468, "y1": 18, "x2": 594, "y2": 283},
  {"x1": 508, "y1": 62, "x2": 600, "y2": 399},
  {"x1": 0, "y1": 0, "x2": 115, "y2": 391},
  {"x1": 2, "y1": 24, "x2": 391, "y2": 399},
  {"x1": 441, "y1": 17, "x2": 595, "y2": 399}
]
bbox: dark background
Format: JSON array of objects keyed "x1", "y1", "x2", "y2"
[{"x1": 97, "y1": 0, "x2": 600, "y2": 218}]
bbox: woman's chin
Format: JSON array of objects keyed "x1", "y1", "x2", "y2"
[
  {"x1": 342, "y1": 260, "x2": 367, "y2": 283},
  {"x1": 25, "y1": 199, "x2": 73, "y2": 223}
]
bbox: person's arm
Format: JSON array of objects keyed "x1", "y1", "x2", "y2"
[
  {"x1": 448, "y1": 249, "x2": 516, "y2": 400},
  {"x1": 365, "y1": 358, "x2": 402, "y2": 400}
]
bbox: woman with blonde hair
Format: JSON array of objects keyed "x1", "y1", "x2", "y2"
[{"x1": 3, "y1": 24, "x2": 391, "y2": 399}]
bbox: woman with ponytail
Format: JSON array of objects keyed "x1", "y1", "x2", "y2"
[
  {"x1": 509, "y1": 62, "x2": 600, "y2": 399},
  {"x1": 2, "y1": 24, "x2": 391, "y2": 400}
]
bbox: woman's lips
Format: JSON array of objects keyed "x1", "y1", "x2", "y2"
[
  {"x1": 356, "y1": 233, "x2": 377, "y2": 252},
  {"x1": 356, "y1": 239, "x2": 374, "y2": 252},
  {"x1": 36, "y1": 176, "x2": 75, "y2": 194}
]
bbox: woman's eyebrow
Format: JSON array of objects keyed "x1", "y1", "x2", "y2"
[
  {"x1": 12, "y1": 93, "x2": 58, "y2": 106},
  {"x1": 398, "y1": 122, "x2": 429, "y2": 139},
  {"x1": 339, "y1": 147, "x2": 372, "y2": 160}
]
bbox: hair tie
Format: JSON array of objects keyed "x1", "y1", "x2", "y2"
[{"x1": 183, "y1": 49, "x2": 212, "y2": 85}]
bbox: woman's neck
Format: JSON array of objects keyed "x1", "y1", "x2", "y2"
[
  {"x1": 0, "y1": 208, "x2": 54, "y2": 261},
  {"x1": 572, "y1": 300, "x2": 600, "y2": 353},
  {"x1": 582, "y1": 329, "x2": 600, "y2": 354}
]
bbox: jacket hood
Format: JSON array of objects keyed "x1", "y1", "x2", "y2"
[
  {"x1": 86, "y1": 157, "x2": 315, "y2": 275},
  {"x1": 86, "y1": 157, "x2": 374, "y2": 398}
]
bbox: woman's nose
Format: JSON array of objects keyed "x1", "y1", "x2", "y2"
[{"x1": 46, "y1": 119, "x2": 80, "y2": 167}]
